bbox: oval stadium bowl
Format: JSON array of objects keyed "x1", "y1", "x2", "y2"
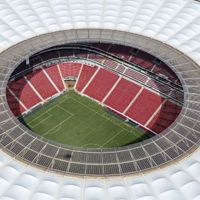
[{"x1": 0, "y1": 0, "x2": 200, "y2": 200}]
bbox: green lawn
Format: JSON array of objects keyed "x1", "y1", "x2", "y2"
[{"x1": 21, "y1": 90, "x2": 150, "y2": 148}]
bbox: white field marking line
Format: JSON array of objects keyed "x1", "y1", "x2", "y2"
[
  {"x1": 7, "y1": 87, "x2": 27, "y2": 110},
  {"x1": 24, "y1": 76, "x2": 44, "y2": 101},
  {"x1": 68, "y1": 95, "x2": 111, "y2": 131},
  {"x1": 101, "y1": 76, "x2": 122, "y2": 103},
  {"x1": 123, "y1": 86, "x2": 144, "y2": 114},
  {"x1": 48, "y1": 124, "x2": 64, "y2": 136},
  {"x1": 42, "y1": 102, "x2": 74, "y2": 135},
  {"x1": 43, "y1": 119, "x2": 66, "y2": 136},
  {"x1": 104, "y1": 103, "x2": 158, "y2": 135},
  {"x1": 74, "y1": 63, "x2": 84, "y2": 89},
  {"x1": 56, "y1": 104, "x2": 74, "y2": 117},
  {"x1": 101, "y1": 112, "x2": 138, "y2": 133},
  {"x1": 69, "y1": 124, "x2": 93, "y2": 144},
  {"x1": 80, "y1": 90, "x2": 157, "y2": 134},
  {"x1": 70, "y1": 95, "x2": 137, "y2": 134},
  {"x1": 27, "y1": 95, "x2": 67, "y2": 123},
  {"x1": 81, "y1": 143, "x2": 102, "y2": 148},
  {"x1": 144, "y1": 99, "x2": 167, "y2": 127},
  {"x1": 28, "y1": 111, "x2": 50, "y2": 125},
  {"x1": 71, "y1": 123, "x2": 95, "y2": 145},
  {"x1": 30, "y1": 95, "x2": 71, "y2": 128},
  {"x1": 103, "y1": 111, "x2": 142, "y2": 136},
  {"x1": 42, "y1": 114, "x2": 73, "y2": 136},
  {"x1": 41, "y1": 67, "x2": 60, "y2": 92},
  {"x1": 70, "y1": 95, "x2": 125, "y2": 128},
  {"x1": 78, "y1": 93, "x2": 134, "y2": 132},
  {"x1": 44, "y1": 102, "x2": 91, "y2": 139},
  {"x1": 81, "y1": 66, "x2": 101, "y2": 93},
  {"x1": 32, "y1": 114, "x2": 52, "y2": 128},
  {"x1": 100, "y1": 112, "x2": 137, "y2": 132},
  {"x1": 57, "y1": 63, "x2": 66, "y2": 89},
  {"x1": 101, "y1": 130, "x2": 124, "y2": 148},
  {"x1": 75, "y1": 109, "x2": 126, "y2": 147}
]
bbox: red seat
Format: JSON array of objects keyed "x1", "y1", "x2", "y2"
[
  {"x1": 125, "y1": 89, "x2": 164, "y2": 125},
  {"x1": 84, "y1": 68, "x2": 119, "y2": 102},
  {"x1": 75, "y1": 65, "x2": 98, "y2": 92},
  {"x1": 8, "y1": 77, "x2": 41, "y2": 110},
  {"x1": 59, "y1": 62, "x2": 82, "y2": 78},
  {"x1": 104, "y1": 78, "x2": 141, "y2": 112},
  {"x1": 44, "y1": 65, "x2": 65, "y2": 91},
  {"x1": 147, "y1": 101, "x2": 181, "y2": 133},
  {"x1": 26, "y1": 69, "x2": 57, "y2": 100},
  {"x1": 6, "y1": 89, "x2": 25, "y2": 116}
]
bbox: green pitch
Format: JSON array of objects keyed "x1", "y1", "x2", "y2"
[{"x1": 21, "y1": 90, "x2": 149, "y2": 148}]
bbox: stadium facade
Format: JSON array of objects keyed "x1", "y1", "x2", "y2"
[{"x1": 0, "y1": 0, "x2": 200, "y2": 200}]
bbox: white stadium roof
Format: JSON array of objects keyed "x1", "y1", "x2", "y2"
[{"x1": 0, "y1": 0, "x2": 200, "y2": 199}]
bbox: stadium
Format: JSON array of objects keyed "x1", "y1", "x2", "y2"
[{"x1": 0, "y1": 0, "x2": 200, "y2": 199}]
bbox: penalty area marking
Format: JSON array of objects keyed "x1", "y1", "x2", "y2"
[
  {"x1": 42, "y1": 105, "x2": 74, "y2": 136},
  {"x1": 81, "y1": 143, "x2": 102, "y2": 148}
]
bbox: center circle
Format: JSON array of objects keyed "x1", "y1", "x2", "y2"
[{"x1": 6, "y1": 42, "x2": 183, "y2": 148}]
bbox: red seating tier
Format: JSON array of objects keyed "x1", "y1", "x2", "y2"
[
  {"x1": 116, "y1": 64, "x2": 126, "y2": 73},
  {"x1": 147, "y1": 101, "x2": 181, "y2": 133},
  {"x1": 84, "y1": 68, "x2": 119, "y2": 102},
  {"x1": 104, "y1": 78, "x2": 141, "y2": 112},
  {"x1": 106, "y1": 107, "x2": 126, "y2": 119},
  {"x1": 125, "y1": 89, "x2": 164, "y2": 125},
  {"x1": 26, "y1": 69, "x2": 57, "y2": 100},
  {"x1": 7, "y1": 56, "x2": 182, "y2": 135},
  {"x1": 44, "y1": 65, "x2": 64, "y2": 91},
  {"x1": 75, "y1": 65, "x2": 98, "y2": 92},
  {"x1": 8, "y1": 77, "x2": 41, "y2": 109},
  {"x1": 124, "y1": 69, "x2": 148, "y2": 83},
  {"x1": 59, "y1": 62, "x2": 82, "y2": 78},
  {"x1": 147, "y1": 79, "x2": 171, "y2": 95},
  {"x1": 103, "y1": 59, "x2": 118, "y2": 69},
  {"x1": 6, "y1": 90, "x2": 25, "y2": 116},
  {"x1": 152, "y1": 63, "x2": 179, "y2": 83}
]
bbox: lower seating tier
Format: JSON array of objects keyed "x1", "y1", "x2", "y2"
[
  {"x1": 59, "y1": 62, "x2": 82, "y2": 78},
  {"x1": 75, "y1": 65, "x2": 98, "y2": 92},
  {"x1": 26, "y1": 69, "x2": 57, "y2": 100},
  {"x1": 104, "y1": 78, "x2": 141, "y2": 112},
  {"x1": 7, "y1": 62, "x2": 182, "y2": 135},
  {"x1": 6, "y1": 90, "x2": 25, "y2": 116},
  {"x1": 44, "y1": 65, "x2": 65, "y2": 91},
  {"x1": 83, "y1": 68, "x2": 119, "y2": 102},
  {"x1": 7, "y1": 77, "x2": 41, "y2": 109},
  {"x1": 125, "y1": 89, "x2": 164, "y2": 125},
  {"x1": 147, "y1": 101, "x2": 181, "y2": 133}
]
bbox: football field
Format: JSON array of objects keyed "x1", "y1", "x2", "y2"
[{"x1": 21, "y1": 90, "x2": 149, "y2": 148}]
